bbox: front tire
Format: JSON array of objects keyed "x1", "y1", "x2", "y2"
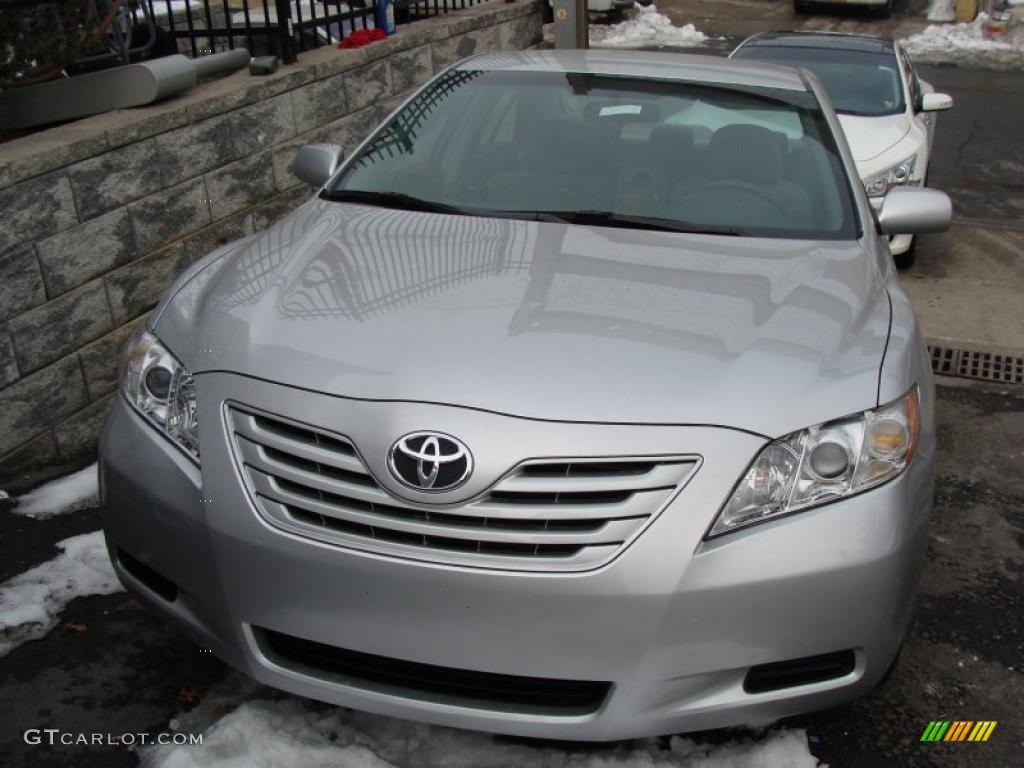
[
  {"x1": 894, "y1": 236, "x2": 917, "y2": 270},
  {"x1": 794, "y1": 0, "x2": 812, "y2": 14}
]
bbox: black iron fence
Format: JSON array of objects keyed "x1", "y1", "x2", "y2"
[{"x1": 128, "y1": 0, "x2": 485, "y2": 63}]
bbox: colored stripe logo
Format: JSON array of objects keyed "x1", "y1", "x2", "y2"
[{"x1": 920, "y1": 721, "x2": 997, "y2": 742}]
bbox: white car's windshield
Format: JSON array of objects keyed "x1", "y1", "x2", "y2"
[
  {"x1": 731, "y1": 47, "x2": 906, "y2": 118},
  {"x1": 327, "y1": 69, "x2": 858, "y2": 240}
]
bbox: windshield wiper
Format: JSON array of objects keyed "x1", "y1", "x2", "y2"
[
  {"x1": 322, "y1": 189, "x2": 472, "y2": 215},
  {"x1": 527, "y1": 210, "x2": 746, "y2": 236},
  {"x1": 321, "y1": 194, "x2": 746, "y2": 235}
]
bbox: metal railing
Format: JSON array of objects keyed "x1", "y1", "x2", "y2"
[{"x1": 127, "y1": 0, "x2": 485, "y2": 63}]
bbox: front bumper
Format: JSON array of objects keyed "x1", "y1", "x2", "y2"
[{"x1": 100, "y1": 373, "x2": 933, "y2": 740}]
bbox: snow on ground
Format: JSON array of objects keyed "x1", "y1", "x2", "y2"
[
  {"x1": 0, "y1": 530, "x2": 122, "y2": 657},
  {"x1": 901, "y1": 14, "x2": 1024, "y2": 70},
  {"x1": 589, "y1": 5, "x2": 707, "y2": 49},
  {"x1": 142, "y1": 674, "x2": 822, "y2": 768},
  {"x1": 12, "y1": 463, "x2": 98, "y2": 519}
]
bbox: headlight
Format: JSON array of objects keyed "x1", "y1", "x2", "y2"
[
  {"x1": 864, "y1": 155, "x2": 918, "y2": 197},
  {"x1": 120, "y1": 329, "x2": 200, "y2": 461},
  {"x1": 709, "y1": 387, "x2": 919, "y2": 537}
]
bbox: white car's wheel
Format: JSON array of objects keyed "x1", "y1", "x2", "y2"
[{"x1": 894, "y1": 236, "x2": 916, "y2": 270}]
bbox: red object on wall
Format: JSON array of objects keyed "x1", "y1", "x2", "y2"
[{"x1": 338, "y1": 29, "x2": 387, "y2": 49}]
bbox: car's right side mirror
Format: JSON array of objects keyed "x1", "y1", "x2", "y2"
[
  {"x1": 293, "y1": 143, "x2": 345, "y2": 187},
  {"x1": 920, "y1": 92, "x2": 953, "y2": 112},
  {"x1": 878, "y1": 187, "x2": 952, "y2": 235}
]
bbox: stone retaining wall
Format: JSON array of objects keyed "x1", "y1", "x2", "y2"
[{"x1": 0, "y1": 0, "x2": 543, "y2": 480}]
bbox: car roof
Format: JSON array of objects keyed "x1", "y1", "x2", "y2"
[
  {"x1": 736, "y1": 30, "x2": 896, "y2": 54},
  {"x1": 455, "y1": 50, "x2": 810, "y2": 92}
]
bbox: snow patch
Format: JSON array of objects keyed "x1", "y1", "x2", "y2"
[
  {"x1": 12, "y1": 463, "x2": 99, "y2": 519},
  {"x1": 590, "y1": 4, "x2": 707, "y2": 49},
  {"x1": 0, "y1": 530, "x2": 122, "y2": 657},
  {"x1": 142, "y1": 674, "x2": 822, "y2": 768},
  {"x1": 901, "y1": 14, "x2": 1024, "y2": 70}
]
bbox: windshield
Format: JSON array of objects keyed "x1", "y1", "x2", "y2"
[
  {"x1": 731, "y1": 46, "x2": 905, "y2": 117},
  {"x1": 327, "y1": 69, "x2": 857, "y2": 240}
]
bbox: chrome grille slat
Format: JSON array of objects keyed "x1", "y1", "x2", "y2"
[
  {"x1": 257, "y1": 498, "x2": 622, "y2": 570},
  {"x1": 466, "y1": 489, "x2": 675, "y2": 521},
  {"x1": 227, "y1": 405, "x2": 699, "y2": 572},
  {"x1": 233, "y1": 412, "x2": 369, "y2": 476},
  {"x1": 237, "y1": 437, "x2": 394, "y2": 506},
  {"x1": 249, "y1": 470, "x2": 639, "y2": 545},
  {"x1": 493, "y1": 462, "x2": 694, "y2": 494}
]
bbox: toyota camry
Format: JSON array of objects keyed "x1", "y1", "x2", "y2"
[{"x1": 100, "y1": 50, "x2": 951, "y2": 740}]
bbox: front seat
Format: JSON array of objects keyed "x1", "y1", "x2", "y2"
[{"x1": 671, "y1": 123, "x2": 812, "y2": 229}]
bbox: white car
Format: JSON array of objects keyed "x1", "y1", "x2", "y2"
[{"x1": 731, "y1": 31, "x2": 953, "y2": 268}]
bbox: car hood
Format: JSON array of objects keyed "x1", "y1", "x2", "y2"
[
  {"x1": 837, "y1": 112, "x2": 912, "y2": 166},
  {"x1": 154, "y1": 199, "x2": 891, "y2": 438}
]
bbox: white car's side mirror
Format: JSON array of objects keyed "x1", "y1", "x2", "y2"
[
  {"x1": 920, "y1": 92, "x2": 953, "y2": 112},
  {"x1": 878, "y1": 187, "x2": 952, "y2": 235}
]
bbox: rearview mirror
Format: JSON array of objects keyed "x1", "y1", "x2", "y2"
[
  {"x1": 920, "y1": 92, "x2": 953, "y2": 112},
  {"x1": 877, "y1": 187, "x2": 951, "y2": 236},
  {"x1": 293, "y1": 143, "x2": 345, "y2": 187}
]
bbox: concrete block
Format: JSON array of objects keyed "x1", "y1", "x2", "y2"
[
  {"x1": 0, "y1": 171, "x2": 77, "y2": 255},
  {"x1": 0, "y1": 354, "x2": 89, "y2": 456},
  {"x1": 0, "y1": 245, "x2": 47, "y2": 324},
  {"x1": 67, "y1": 139, "x2": 163, "y2": 221},
  {"x1": 36, "y1": 208, "x2": 137, "y2": 297},
  {"x1": 344, "y1": 59, "x2": 393, "y2": 112},
  {"x1": 104, "y1": 242, "x2": 191, "y2": 324},
  {"x1": 129, "y1": 177, "x2": 211, "y2": 255},
  {"x1": 204, "y1": 152, "x2": 277, "y2": 221},
  {"x1": 54, "y1": 394, "x2": 115, "y2": 459},
  {"x1": 78, "y1": 315, "x2": 148, "y2": 400},
  {"x1": 9, "y1": 280, "x2": 113, "y2": 374}
]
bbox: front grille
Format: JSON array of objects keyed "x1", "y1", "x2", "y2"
[
  {"x1": 227, "y1": 405, "x2": 698, "y2": 571},
  {"x1": 253, "y1": 626, "x2": 612, "y2": 715}
]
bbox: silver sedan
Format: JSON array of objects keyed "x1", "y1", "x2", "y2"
[{"x1": 100, "y1": 50, "x2": 950, "y2": 740}]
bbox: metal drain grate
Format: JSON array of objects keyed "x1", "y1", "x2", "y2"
[{"x1": 929, "y1": 345, "x2": 1024, "y2": 385}]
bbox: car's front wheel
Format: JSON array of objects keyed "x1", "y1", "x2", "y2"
[
  {"x1": 794, "y1": 0, "x2": 812, "y2": 14},
  {"x1": 894, "y1": 236, "x2": 917, "y2": 270}
]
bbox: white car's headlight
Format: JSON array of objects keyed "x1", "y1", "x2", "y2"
[
  {"x1": 864, "y1": 155, "x2": 918, "y2": 197},
  {"x1": 709, "y1": 387, "x2": 920, "y2": 537},
  {"x1": 120, "y1": 329, "x2": 200, "y2": 461}
]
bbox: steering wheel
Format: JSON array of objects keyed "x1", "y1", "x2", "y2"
[{"x1": 686, "y1": 180, "x2": 787, "y2": 213}]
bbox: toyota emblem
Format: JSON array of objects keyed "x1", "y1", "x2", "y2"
[{"x1": 388, "y1": 432, "x2": 473, "y2": 492}]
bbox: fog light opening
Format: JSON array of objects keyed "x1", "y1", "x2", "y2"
[{"x1": 743, "y1": 650, "x2": 856, "y2": 694}]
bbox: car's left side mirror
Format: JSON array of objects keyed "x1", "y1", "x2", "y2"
[
  {"x1": 878, "y1": 187, "x2": 952, "y2": 235},
  {"x1": 920, "y1": 92, "x2": 953, "y2": 112},
  {"x1": 293, "y1": 143, "x2": 345, "y2": 187}
]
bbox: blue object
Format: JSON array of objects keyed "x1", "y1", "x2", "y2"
[{"x1": 375, "y1": 0, "x2": 396, "y2": 35}]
